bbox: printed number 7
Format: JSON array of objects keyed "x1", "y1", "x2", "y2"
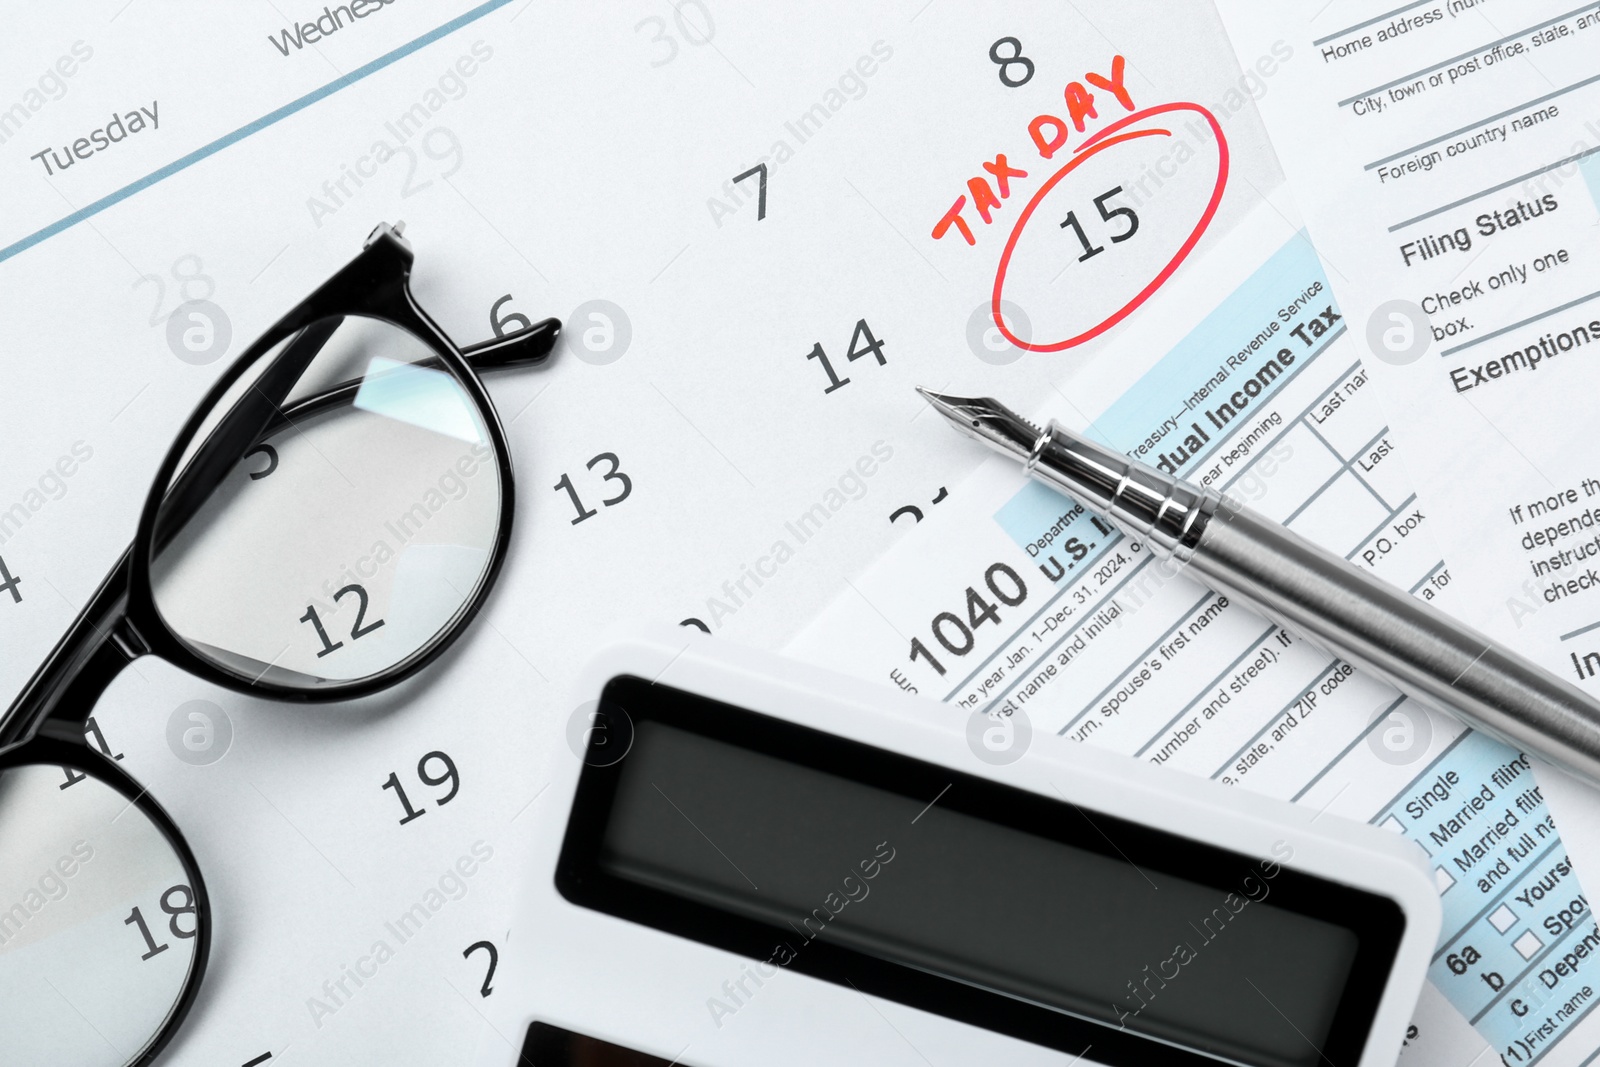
[{"x1": 731, "y1": 163, "x2": 767, "y2": 220}]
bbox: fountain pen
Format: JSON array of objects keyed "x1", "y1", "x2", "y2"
[{"x1": 920, "y1": 387, "x2": 1600, "y2": 789}]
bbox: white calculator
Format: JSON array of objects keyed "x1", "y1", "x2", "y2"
[{"x1": 476, "y1": 627, "x2": 1440, "y2": 1067}]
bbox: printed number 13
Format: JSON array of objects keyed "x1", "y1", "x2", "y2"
[{"x1": 555, "y1": 452, "x2": 633, "y2": 525}]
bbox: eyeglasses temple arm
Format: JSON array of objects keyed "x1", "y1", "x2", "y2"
[
  {"x1": 151, "y1": 317, "x2": 342, "y2": 558},
  {"x1": 0, "y1": 316, "x2": 564, "y2": 741},
  {"x1": 0, "y1": 548, "x2": 138, "y2": 747},
  {"x1": 150, "y1": 315, "x2": 560, "y2": 560},
  {"x1": 460, "y1": 315, "x2": 561, "y2": 368},
  {"x1": 1, "y1": 315, "x2": 346, "y2": 740}
]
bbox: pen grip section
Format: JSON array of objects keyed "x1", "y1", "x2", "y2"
[{"x1": 1031, "y1": 421, "x2": 1220, "y2": 563}]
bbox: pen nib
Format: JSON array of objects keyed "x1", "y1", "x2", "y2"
[{"x1": 917, "y1": 387, "x2": 1042, "y2": 459}]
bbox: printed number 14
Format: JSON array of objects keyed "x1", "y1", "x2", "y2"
[{"x1": 807, "y1": 319, "x2": 886, "y2": 395}]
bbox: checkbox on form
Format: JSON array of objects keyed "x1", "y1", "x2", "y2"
[{"x1": 1514, "y1": 930, "x2": 1544, "y2": 961}]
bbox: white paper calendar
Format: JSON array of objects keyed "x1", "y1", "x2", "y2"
[{"x1": 3, "y1": 2, "x2": 1598, "y2": 1064}]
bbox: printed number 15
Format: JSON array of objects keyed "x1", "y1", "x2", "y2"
[{"x1": 1061, "y1": 186, "x2": 1139, "y2": 263}]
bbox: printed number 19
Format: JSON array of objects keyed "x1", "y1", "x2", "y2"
[
  {"x1": 1061, "y1": 186, "x2": 1139, "y2": 263},
  {"x1": 383, "y1": 750, "x2": 460, "y2": 826}
]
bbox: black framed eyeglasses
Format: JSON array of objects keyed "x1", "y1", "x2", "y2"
[{"x1": 0, "y1": 223, "x2": 559, "y2": 1066}]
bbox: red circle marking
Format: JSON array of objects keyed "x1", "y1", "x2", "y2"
[{"x1": 992, "y1": 102, "x2": 1231, "y2": 353}]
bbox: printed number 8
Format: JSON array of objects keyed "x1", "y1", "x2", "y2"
[{"x1": 989, "y1": 37, "x2": 1034, "y2": 88}]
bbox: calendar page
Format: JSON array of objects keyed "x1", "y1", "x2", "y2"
[{"x1": 2, "y1": 2, "x2": 1578, "y2": 1065}]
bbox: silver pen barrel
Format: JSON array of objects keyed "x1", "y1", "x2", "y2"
[{"x1": 1028, "y1": 419, "x2": 1600, "y2": 787}]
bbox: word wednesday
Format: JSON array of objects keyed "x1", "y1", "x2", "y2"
[
  {"x1": 269, "y1": 1, "x2": 402, "y2": 57},
  {"x1": 31, "y1": 102, "x2": 158, "y2": 175}
]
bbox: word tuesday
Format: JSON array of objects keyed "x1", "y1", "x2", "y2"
[{"x1": 31, "y1": 101, "x2": 158, "y2": 175}]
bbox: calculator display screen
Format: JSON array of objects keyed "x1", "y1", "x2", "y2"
[{"x1": 557, "y1": 676, "x2": 1404, "y2": 1067}]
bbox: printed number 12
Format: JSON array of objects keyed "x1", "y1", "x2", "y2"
[{"x1": 299, "y1": 584, "x2": 385, "y2": 658}]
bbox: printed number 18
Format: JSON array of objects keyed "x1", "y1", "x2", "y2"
[{"x1": 124, "y1": 885, "x2": 198, "y2": 961}]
